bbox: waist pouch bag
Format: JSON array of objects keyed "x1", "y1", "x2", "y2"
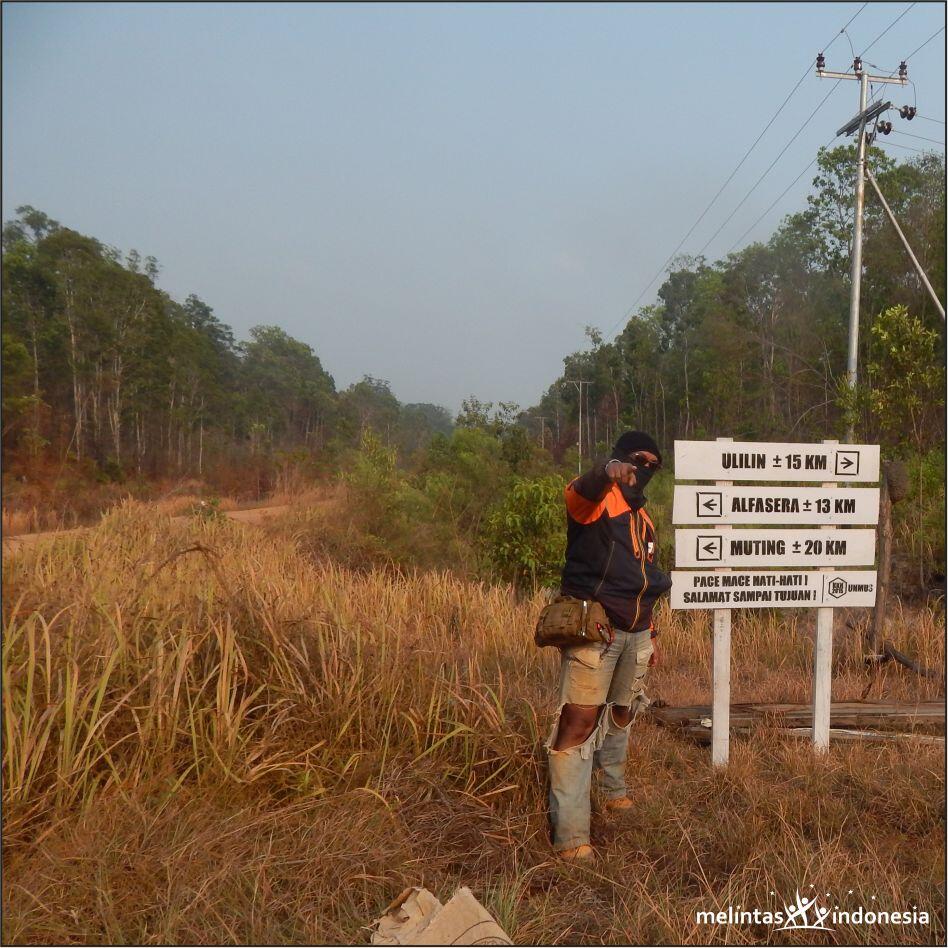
[{"x1": 534, "y1": 595, "x2": 613, "y2": 648}]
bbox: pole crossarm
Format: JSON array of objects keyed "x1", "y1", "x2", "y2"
[{"x1": 817, "y1": 69, "x2": 907, "y2": 86}]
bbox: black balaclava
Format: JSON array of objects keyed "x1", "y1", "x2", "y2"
[{"x1": 611, "y1": 430, "x2": 662, "y2": 505}]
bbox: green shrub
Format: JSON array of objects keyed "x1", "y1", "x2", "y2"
[
  {"x1": 190, "y1": 497, "x2": 225, "y2": 522},
  {"x1": 482, "y1": 474, "x2": 567, "y2": 591},
  {"x1": 339, "y1": 429, "x2": 466, "y2": 571},
  {"x1": 892, "y1": 446, "x2": 946, "y2": 590}
]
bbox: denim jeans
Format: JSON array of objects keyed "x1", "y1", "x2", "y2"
[{"x1": 545, "y1": 628, "x2": 653, "y2": 851}]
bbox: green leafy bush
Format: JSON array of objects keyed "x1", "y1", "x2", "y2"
[
  {"x1": 892, "y1": 446, "x2": 946, "y2": 591},
  {"x1": 482, "y1": 474, "x2": 566, "y2": 591},
  {"x1": 190, "y1": 497, "x2": 225, "y2": 522}
]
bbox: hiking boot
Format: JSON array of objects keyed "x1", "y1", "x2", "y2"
[
  {"x1": 557, "y1": 844, "x2": 596, "y2": 862},
  {"x1": 603, "y1": 796, "x2": 634, "y2": 813}
]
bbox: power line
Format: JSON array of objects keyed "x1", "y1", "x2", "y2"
[
  {"x1": 696, "y1": 79, "x2": 845, "y2": 256},
  {"x1": 876, "y1": 139, "x2": 943, "y2": 155},
  {"x1": 603, "y1": 3, "x2": 869, "y2": 337},
  {"x1": 733, "y1": 90, "x2": 943, "y2": 259},
  {"x1": 725, "y1": 145, "x2": 832, "y2": 255},
  {"x1": 865, "y1": 20, "x2": 945, "y2": 96},
  {"x1": 602, "y1": 72, "x2": 812, "y2": 331},
  {"x1": 840, "y1": 27, "x2": 857, "y2": 59},
  {"x1": 902, "y1": 24, "x2": 945, "y2": 61},
  {"x1": 860, "y1": 2, "x2": 916, "y2": 56},
  {"x1": 892, "y1": 128, "x2": 946, "y2": 146},
  {"x1": 836, "y1": 2, "x2": 873, "y2": 43},
  {"x1": 863, "y1": 19, "x2": 947, "y2": 120},
  {"x1": 720, "y1": 3, "x2": 940, "y2": 257}
]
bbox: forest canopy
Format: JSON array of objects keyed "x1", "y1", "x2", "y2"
[{"x1": 4, "y1": 144, "x2": 942, "y2": 485}]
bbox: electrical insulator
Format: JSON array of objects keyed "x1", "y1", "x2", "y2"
[
  {"x1": 899, "y1": 106, "x2": 917, "y2": 120},
  {"x1": 898, "y1": 61, "x2": 907, "y2": 80},
  {"x1": 853, "y1": 56, "x2": 862, "y2": 74},
  {"x1": 879, "y1": 121, "x2": 892, "y2": 135},
  {"x1": 816, "y1": 52, "x2": 825, "y2": 70},
  {"x1": 865, "y1": 132, "x2": 875, "y2": 146}
]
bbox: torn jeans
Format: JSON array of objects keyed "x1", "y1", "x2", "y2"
[{"x1": 545, "y1": 628, "x2": 653, "y2": 851}]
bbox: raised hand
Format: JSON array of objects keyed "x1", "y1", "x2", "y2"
[{"x1": 605, "y1": 460, "x2": 637, "y2": 486}]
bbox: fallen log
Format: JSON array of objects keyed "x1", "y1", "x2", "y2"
[
  {"x1": 649, "y1": 700, "x2": 945, "y2": 735},
  {"x1": 879, "y1": 641, "x2": 943, "y2": 680}
]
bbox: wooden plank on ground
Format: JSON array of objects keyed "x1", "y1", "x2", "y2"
[
  {"x1": 674, "y1": 723, "x2": 944, "y2": 746},
  {"x1": 649, "y1": 701, "x2": 944, "y2": 733}
]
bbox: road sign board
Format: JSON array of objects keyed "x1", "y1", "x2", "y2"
[
  {"x1": 671, "y1": 570, "x2": 878, "y2": 609},
  {"x1": 673, "y1": 485, "x2": 880, "y2": 525},
  {"x1": 675, "y1": 528, "x2": 876, "y2": 567},
  {"x1": 674, "y1": 440, "x2": 880, "y2": 482}
]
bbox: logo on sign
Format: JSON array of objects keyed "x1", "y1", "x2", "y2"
[
  {"x1": 696, "y1": 535, "x2": 723, "y2": 562},
  {"x1": 834, "y1": 451, "x2": 860, "y2": 476},
  {"x1": 827, "y1": 577, "x2": 849, "y2": 598},
  {"x1": 696, "y1": 491, "x2": 722, "y2": 518}
]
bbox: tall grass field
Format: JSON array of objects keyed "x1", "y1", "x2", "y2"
[{"x1": 2, "y1": 501, "x2": 944, "y2": 944}]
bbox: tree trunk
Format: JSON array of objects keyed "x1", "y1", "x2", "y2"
[
  {"x1": 683, "y1": 346, "x2": 691, "y2": 438},
  {"x1": 135, "y1": 412, "x2": 144, "y2": 474},
  {"x1": 108, "y1": 352, "x2": 123, "y2": 464},
  {"x1": 167, "y1": 382, "x2": 176, "y2": 466},
  {"x1": 28, "y1": 312, "x2": 41, "y2": 452},
  {"x1": 869, "y1": 476, "x2": 892, "y2": 658},
  {"x1": 659, "y1": 377, "x2": 667, "y2": 449},
  {"x1": 66, "y1": 297, "x2": 84, "y2": 461},
  {"x1": 198, "y1": 398, "x2": 205, "y2": 476}
]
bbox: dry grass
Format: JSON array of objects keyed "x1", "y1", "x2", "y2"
[{"x1": 2, "y1": 500, "x2": 944, "y2": 945}]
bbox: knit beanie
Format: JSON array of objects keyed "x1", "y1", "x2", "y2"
[{"x1": 611, "y1": 430, "x2": 662, "y2": 465}]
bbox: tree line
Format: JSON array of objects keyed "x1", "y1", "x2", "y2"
[
  {"x1": 528, "y1": 145, "x2": 945, "y2": 463},
  {"x1": 2, "y1": 208, "x2": 452, "y2": 486},
  {"x1": 3, "y1": 143, "x2": 944, "y2": 490}
]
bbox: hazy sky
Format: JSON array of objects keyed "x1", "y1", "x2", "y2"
[{"x1": 3, "y1": 2, "x2": 945, "y2": 412}]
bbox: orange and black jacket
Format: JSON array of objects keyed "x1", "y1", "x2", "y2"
[{"x1": 561, "y1": 461, "x2": 672, "y2": 633}]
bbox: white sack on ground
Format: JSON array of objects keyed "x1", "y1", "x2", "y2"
[{"x1": 370, "y1": 885, "x2": 511, "y2": 945}]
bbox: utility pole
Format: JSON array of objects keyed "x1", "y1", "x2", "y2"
[
  {"x1": 534, "y1": 414, "x2": 548, "y2": 450},
  {"x1": 561, "y1": 379, "x2": 589, "y2": 474},
  {"x1": 816, "y1": 54, "x2": 906, "y2": 443}
]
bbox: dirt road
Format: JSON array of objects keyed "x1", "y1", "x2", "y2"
[{"x1": 2, "y1": 503, "x2": 291, "y2": 554}]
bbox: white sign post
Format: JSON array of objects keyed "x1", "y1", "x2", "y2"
[
  {"x1": 672, "y1": 438, "x2": 880, "y2": 766},
  {"x1": 813, "y1": 442, "x2": 837, "y2": 753},
  {"x1": 712, "y1": 438, "x2": 731, "y2": 769}
]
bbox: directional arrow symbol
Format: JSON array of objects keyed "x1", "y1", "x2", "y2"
[
  {"x1": 695, "y1": 536, "x2": 722, "y2": 560},
  {"x1": 835, "y1": 450, "x2": 861, "y2": 476},
  {"x1": 696, "y1": 492, "x2": 722, "y2": 517}
]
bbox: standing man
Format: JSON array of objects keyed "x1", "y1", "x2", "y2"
[{"x1": 546, "y1": 431, "x2": 672, "y2": 861}]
